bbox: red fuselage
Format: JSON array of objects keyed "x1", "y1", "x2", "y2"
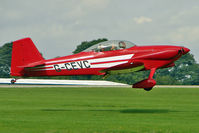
[{"x1": 24, "y1": 45, "x2": 189, "y2": 77}]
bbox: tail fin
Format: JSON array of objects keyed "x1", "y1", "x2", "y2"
[{"x1": 10, "y1": 38, "x2": 44, "y2": 76}]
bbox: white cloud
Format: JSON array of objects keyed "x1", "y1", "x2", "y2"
[
  {"x1": 169, "y1": 26, "x2": 199, "y2": 42},
  {"x1": 153, "y1": 26, "x2": 199, "y2": 44},
  {"x1": 133, "y1": 16, "x2": 152, "y2": 24},
  {"x1": 81, "y1": 0, "x2": 110, "y2": 8},
  {"x1": 169, "y1": 6, "x2": 199, "y2": 26},
  {"x1": 65, "y1": 0, "x2": 110, "y2": 19}
]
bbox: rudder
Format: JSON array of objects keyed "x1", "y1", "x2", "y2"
[{"x1": 10, "y1": 38, "x2": 44, "y2": 76}]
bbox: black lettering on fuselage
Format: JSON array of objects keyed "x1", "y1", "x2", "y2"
[
  {"x1": 54, "y1": 64, "x2": 61, "y2": 72},
  {"x1": 54, "y1": 60, "x2": 91, "y2": 72},
  {"x1": 77, "y1": 61, "x2": 83, "y2": 68},
  {"x1": 70, "y1": 62, "x2": 78, "y2": 70},
  {"x1": 83, "y1": 60, "x2": 91, "y2": 68},
  {"x1": 65, "y1": 63, "x2": 72, "y2": 70}
]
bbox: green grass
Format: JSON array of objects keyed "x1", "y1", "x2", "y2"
[{"x1": 0, "y1": 86, "x2": 199, "y2": 133}]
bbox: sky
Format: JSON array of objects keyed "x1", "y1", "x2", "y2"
[{"x1": 0, "y1": 0, "x2": 199, "y2": 62}]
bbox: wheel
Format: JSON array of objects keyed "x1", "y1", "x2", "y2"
[
  {"x1": 11, "y1": 79, "x2": 16, "y2": 84},
  {"x1": 144, "y1": 87, "x2": 152, "y2": 91}
]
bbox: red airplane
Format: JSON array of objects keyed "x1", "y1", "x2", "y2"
[{"x1": 10, "y1": 38, "x2": 190, "y2": 91}]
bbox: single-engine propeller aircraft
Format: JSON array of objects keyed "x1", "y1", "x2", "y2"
[{"x1": 10, "y1": 38, "x2": 190, "y2": 91}]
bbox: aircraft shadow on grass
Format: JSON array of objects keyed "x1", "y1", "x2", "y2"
[
  {"x1": 42, "y1": 108, "x2": 178, "y2": 114},
  {"x1": 119, "y1": 109, "x2": 175, "y2": 114}
]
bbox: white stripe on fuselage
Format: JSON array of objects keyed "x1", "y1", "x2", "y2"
[
  {"x1": 33, "y1": 54, "x2": 134, "y2": 71},
  {"x1": 89, "y1": 54, "x2": 134, "y2": 63},
  {"x1": 91, "y1": 61, "x2": 128, "y2": 68}
]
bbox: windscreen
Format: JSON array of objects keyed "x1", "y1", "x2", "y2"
[{"x1": 84, "y1": 40, "x2": 136, "y2": 52}]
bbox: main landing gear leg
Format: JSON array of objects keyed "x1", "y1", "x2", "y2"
[
  {"x1": 149, "y1": 68, "x2": 156, "y2": 79},
  {"x1": 133, "y1": 68, "x2": 157, "y2": 91},
  {"x1": 144, "y1": 68, "x2": 156, "y2": 91}
]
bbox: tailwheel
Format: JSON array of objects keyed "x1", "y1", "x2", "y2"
[
  {"x1": 11, "y1": 79, "x2": 17, "y2": 84},
  {"x1": 144, "y1": 87, "x2": 153, "y2": 91}
]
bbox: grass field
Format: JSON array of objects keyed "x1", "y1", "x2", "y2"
[{"x1": 0, "y1": 86, "x2": 199, "y2": 133}]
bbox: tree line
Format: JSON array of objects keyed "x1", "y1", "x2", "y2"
[{"x1": 0, "y1": 39, "x2": 198, "y2": 85}]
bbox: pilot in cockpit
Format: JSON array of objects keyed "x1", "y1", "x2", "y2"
[
  {"x1": 98, "y1": 44, "x2": 105, "y2": 52},
  {"x1": 119, "y1": 41, "x2": 126, "y2": 49},
  {"x1": 111, "y1": 44, "x2": 116, "y2": 51}
]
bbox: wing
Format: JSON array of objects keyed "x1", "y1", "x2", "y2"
[{"x1": 101, "y1": 61, "x2": 145, "y2": 75}]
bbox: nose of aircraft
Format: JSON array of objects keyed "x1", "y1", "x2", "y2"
[{"x1": 182, "y1": 47, "x2": 190, "y2": 55}]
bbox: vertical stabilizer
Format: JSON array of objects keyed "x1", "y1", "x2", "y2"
[{"x1": 10, "y1": 38, "x2": 44, "y2": 76}]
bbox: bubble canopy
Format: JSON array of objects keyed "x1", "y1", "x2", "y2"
[{"x1": 84, "y1": 40, "x2": 136, "y2": 52}]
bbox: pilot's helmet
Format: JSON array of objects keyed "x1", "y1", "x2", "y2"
[
  {"x1": 98, "y1": 44, "x2": 106, "y2": 48},
  {"x1": 119, "y1": 41, "x2": 126, "y2": 49},
  {"x1": 98, "y1": 44, "x2": 102, "y2": 49}
]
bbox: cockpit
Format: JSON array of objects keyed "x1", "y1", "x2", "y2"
[{"x1": 84, "y1": 40, "x2": 136, "y2": 52}]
